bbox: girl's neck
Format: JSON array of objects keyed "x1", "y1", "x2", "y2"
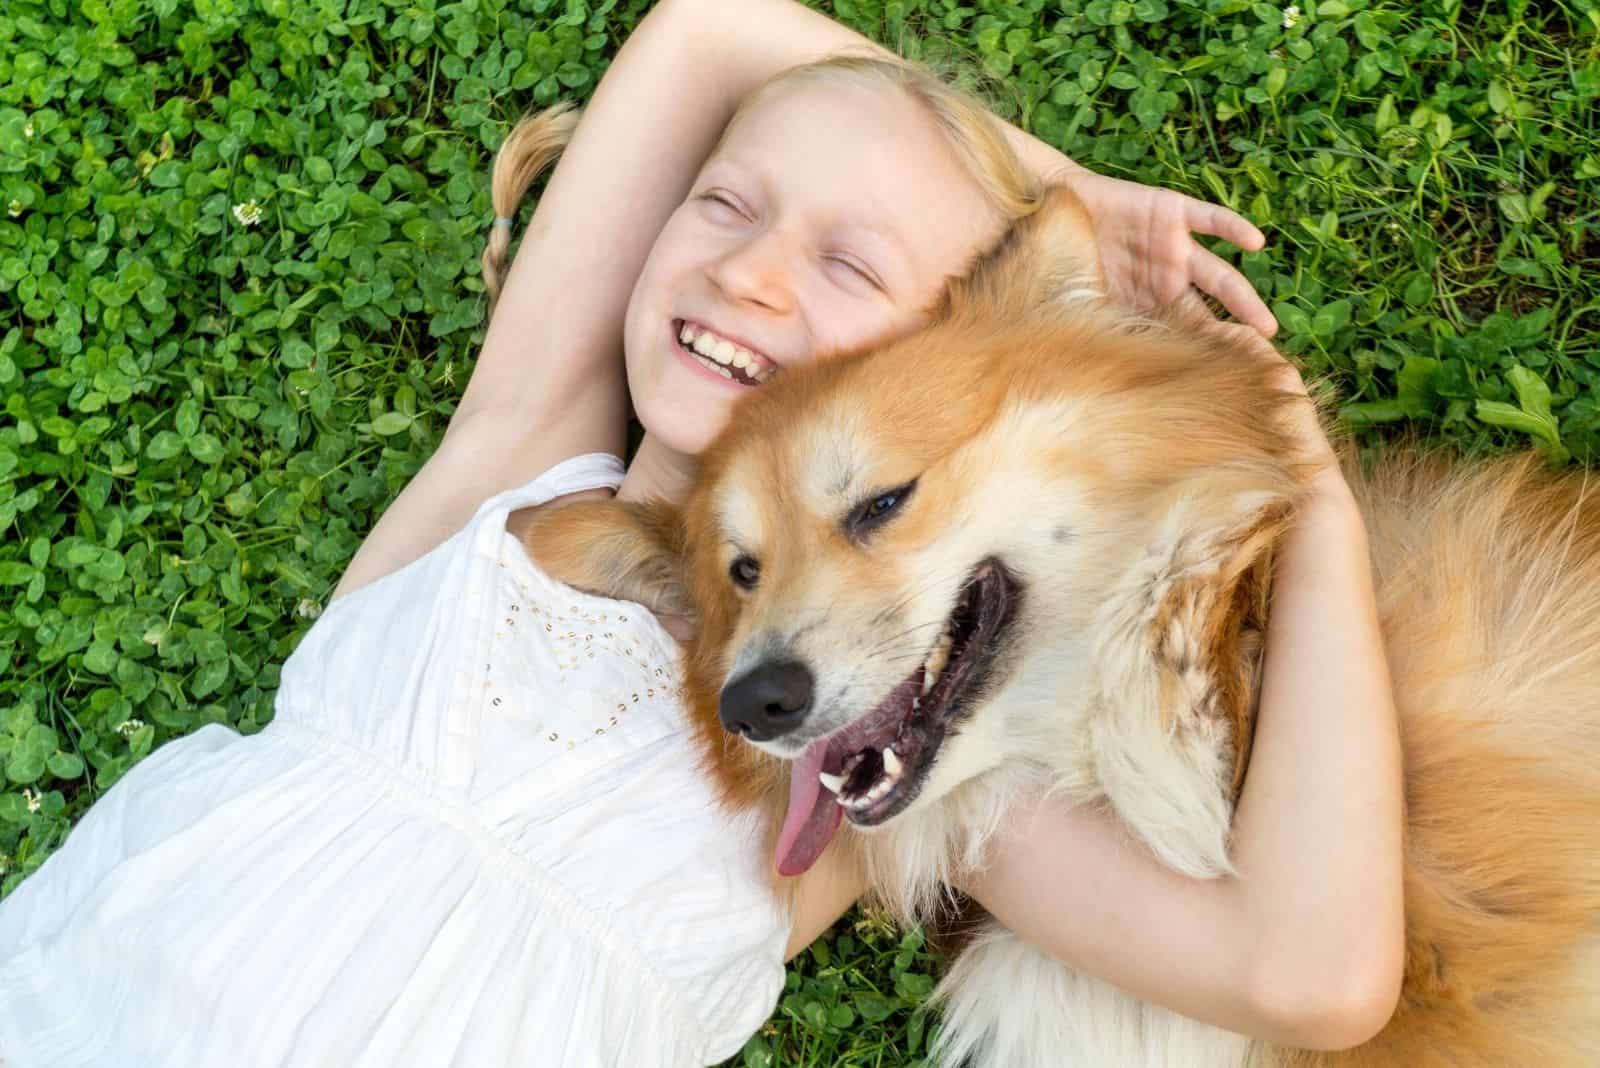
[{"x1": 615, "y1": 432, "x2": 697, "y2": 506}]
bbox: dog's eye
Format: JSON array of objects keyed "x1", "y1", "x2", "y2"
[
  {"x1": 847, "y1": 480, "x2": 917, "y2": 540},
  {"x1": 729, "y1": 555, "x2": 761, "y2": 590}
]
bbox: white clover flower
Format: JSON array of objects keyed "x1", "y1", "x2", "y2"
[
  {"x1": 297, "y1": 598, "x2": 323, "y2": 620},
  {"x1": 23, "y1": 788, "x2": 40, "y2": 814},
  {"x1": 1282, "y1": 4, "x2": 1300, "y2": 28},
  {"x1": 115, "y1": 718, "x2": 145, "y2": 738},
  {"x1": 6, "y1": 200, "x2": 21, "y2": 218},
  {"x1": 232, "y1": 200, "x2": 264, "y2": 227},
  {"x1": 1269, "y1": 48, "x2": 1284, "y2": 60},
  {"x1": 22, "y1": 122, "x2": 34, "y2": 139}
]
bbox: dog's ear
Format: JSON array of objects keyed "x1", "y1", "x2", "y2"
[
  {"x1": 1088, "y1": 477, "x2": 1294, "y2": 879},
  {"x1": 941, "y1": 184, "x2": 1105, "y2": 323},
  {"x1": 519, "y1": 498, "x2": 694, "y2": 629}
]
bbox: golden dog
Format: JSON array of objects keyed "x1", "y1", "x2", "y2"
[{"x1": 524, "y1": 188, "x2": 1600, "y2": 1066}]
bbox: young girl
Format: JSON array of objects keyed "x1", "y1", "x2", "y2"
[{"x1": 0, "y1": 0, "x2": 1403, "y2": 1064}]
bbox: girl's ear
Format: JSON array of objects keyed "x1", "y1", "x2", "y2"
[
  {"x1": 942, "y1": 183, "x2": 1105, "y2": 323},
  {"x1": 519, "y1": 499, "x2": 694, "y2": 624}
]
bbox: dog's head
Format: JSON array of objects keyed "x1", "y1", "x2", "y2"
[{"x1": 526, "y1": 187, "x2": 1317, "y2": 883}]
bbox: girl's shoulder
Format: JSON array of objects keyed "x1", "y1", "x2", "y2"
[{"x1": 331, "y1": 408, "x2": 623, "y2": 604}]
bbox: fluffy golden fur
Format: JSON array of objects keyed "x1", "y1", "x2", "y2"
[{"x1": 523, "y1": 187, "x2": 1600, "y2": 1066}]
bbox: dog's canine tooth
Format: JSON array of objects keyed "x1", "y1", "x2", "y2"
[
  {"x1": 882, "y1": 747, "x2": 903, "y2": 778},
  {"x1": 819, "y1": 771, "x2": 845, "y2": 794},
  {"x1": 679, "y1": 322, "x2": 695, "y2": 344}
]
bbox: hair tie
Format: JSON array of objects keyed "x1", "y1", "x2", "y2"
[{"x1": 493, "y1": 217, "x2": 514, "y2": 228}]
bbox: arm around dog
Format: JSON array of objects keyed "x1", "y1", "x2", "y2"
[{"x1": 958, "y1": 473, "x2": 1405, "y2": 1051}]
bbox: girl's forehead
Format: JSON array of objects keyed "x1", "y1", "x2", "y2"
[
  {"x1": 719, "y1": 80, "x2": 946, "y2": 178},
  {"x1": 709, "y1": 81, "x2": 1001, "y2": 279}
]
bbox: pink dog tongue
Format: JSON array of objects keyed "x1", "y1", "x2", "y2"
[{"x1": 775, "y1": 738, "x2": 842, "y2": 877}]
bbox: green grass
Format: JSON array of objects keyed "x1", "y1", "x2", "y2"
[{"x1": 0, "y1": 0, "x2": 1595, "y2": 1064}]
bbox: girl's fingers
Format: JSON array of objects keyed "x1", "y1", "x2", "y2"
[
  {"x1": 1184, "y1": 196, "x2": 1266, "y2": 252},
  {"x1": 1190, "y1": 243, "x2": 1278, "y2": 337}
]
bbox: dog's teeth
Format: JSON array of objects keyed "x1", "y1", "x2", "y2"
[
  {"x1": 679, "y1": 323, "x2": 695, "y2": 344},
  {"x1": 882, "y1": 747, "x2": 903, "y2": 778},
  {"x1": 818, "y1": 771, "x2": 845, "y2": 794}
]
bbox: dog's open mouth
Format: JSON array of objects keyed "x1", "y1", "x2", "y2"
[{"x1": 774, "y1": 558, "x2": 1020, "y2": 876}]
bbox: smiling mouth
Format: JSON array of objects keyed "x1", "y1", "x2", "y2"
[
  {"x1": 673, "y1": 319, "x2": 775, "y2": 386},
  {"x1": 773, "y1": 558, "x2": 1021, "y2": 876}
]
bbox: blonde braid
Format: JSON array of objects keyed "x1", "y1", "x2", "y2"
[{"x1": 481, "y1": 102, "x2": 581, "y2": 321}]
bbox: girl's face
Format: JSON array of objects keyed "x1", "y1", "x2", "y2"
[{"x1": 623, "y1": 80, "x2": 1004, "y2": 457}]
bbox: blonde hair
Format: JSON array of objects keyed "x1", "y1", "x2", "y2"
[{"x1": 481, "y1": 54, "x2": 1044, "y2": 320}]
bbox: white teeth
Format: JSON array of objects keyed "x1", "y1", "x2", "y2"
[
  {"x1": 818, "y1": 771, "x2": 845, "y2": 794},
  {"x1": 691, "y1": 352, "x2": 735, "y2": 379},
  {"x1": 682, "y1": 322, "x2": 770, "y2": 379},
  {"x1": 837, "y1": 748, "x2": 906, "y2": 811},
  {"x1": 921, "y1": 631, "x2": 953, "y2": 696},
  {"x1": 689, "y1": 331, "x2": 723, "y2": 360}
]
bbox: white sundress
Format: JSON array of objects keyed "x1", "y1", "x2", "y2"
[{"x1": 0, "y1": 453, "x2": 789, "y2": 1068}]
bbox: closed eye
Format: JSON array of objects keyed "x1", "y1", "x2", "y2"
[
  {"x1": 698, "y1": 190, "x2": 751, "y2": 220},
  {"x1": 826, "y1": 254, "x2": 884, "y2": 292},
  {"x1": 844, "y1": 479, "x2": 917, "y2": 541}
]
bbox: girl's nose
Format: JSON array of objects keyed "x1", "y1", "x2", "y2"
[{"x1": 707, "y1": 231, "x2": 797, "y2": 314}]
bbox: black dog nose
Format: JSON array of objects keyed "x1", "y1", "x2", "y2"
[{"x1": 720, "y1": 660, "x2": 815, "y2": 741}]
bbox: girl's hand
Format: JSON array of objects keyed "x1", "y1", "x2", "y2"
[{"x1": 1061, "y1": 170, "x2": 1278, "y2": 339}]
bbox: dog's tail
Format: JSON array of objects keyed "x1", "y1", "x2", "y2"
[{"x1": 481, "y1": 103, "x2": 581, "y2": 319}]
